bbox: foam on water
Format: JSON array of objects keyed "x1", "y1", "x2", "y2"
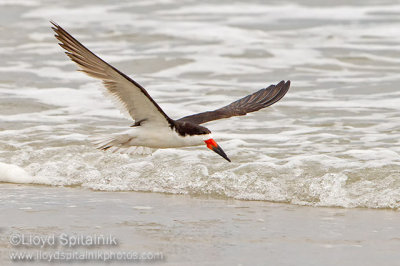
[
  {"x1": 0, "y1": 0, "x2": 399, "y2": 209},
  {"x1": 0, "y1": 162, "x2": 33, "y2": 183},
  {"x1": 0, "y1": 0, "x2": 39, "y2": 6}
]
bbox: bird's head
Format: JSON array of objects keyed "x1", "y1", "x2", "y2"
[
  {"x1": 204, "y1": 138, "x2": 231, "y2": 162},
  {"x1": 174, "y1": 122, "x2": 231, "y2": 162}
]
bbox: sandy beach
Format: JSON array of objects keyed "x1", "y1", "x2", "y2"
[{"x1": 1, "y1": 183, "x2": 399, "y2": 265}]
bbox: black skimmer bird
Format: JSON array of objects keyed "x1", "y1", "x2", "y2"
[{"x1": 51, "y1": 22, "x2": 290, "y2": 162}]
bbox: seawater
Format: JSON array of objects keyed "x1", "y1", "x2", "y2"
[{"x1": 0, "y1": 0, "x2": 399, "y2": 208}]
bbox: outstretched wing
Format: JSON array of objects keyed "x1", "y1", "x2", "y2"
[
  {"x1": 178, "y1": 80, "x2": 290, "y2": 125},
  {"x1": 51, "y1": 21, "x2": 172, "y2": 127}
]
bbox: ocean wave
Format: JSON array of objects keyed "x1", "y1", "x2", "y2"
[{"x1": 1, "y1": 0, "x2": 399, "y2": 209}]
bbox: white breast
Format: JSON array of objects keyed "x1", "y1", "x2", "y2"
[
  {"x1": 92, "y1": 125, "x2": 212, "y2": 154},
  {"x1": 133, "y1": 126, "x2": 211, "y2": 148}
]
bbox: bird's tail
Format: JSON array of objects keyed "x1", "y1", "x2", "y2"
[{"x1": 90, "y1": 134, "x2": 153, "y2": 155}]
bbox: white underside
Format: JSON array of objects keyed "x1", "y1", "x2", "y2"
[{"x1": 91, "y1": 126, "x2": 212, "y2": 155}]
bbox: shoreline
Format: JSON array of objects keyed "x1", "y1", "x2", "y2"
[
  {"x1": 1, "y1": 183, "x2": 399, "y2": 265},
  {"x1": 2, "y1": 182, "x2": 399, "y2": 211}
]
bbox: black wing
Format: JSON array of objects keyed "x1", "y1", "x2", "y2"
[
  {"x1": 177, "y1": 80, "x2": 290, "y2": 125},
  {"x1": 51, "y1": 21, "x2": 173, "y2": 127}
]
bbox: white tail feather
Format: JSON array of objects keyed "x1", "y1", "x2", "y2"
[{"x1": 90, "y1": 135, "x2": 154, "y2": 155}]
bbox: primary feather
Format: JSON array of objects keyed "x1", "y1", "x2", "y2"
[
  {"x1": 51, "y1": 21, "x2": 172, "y2": 127},
  {"x1": 178, "y1": 80, "x2": 290, "y2": 124}
]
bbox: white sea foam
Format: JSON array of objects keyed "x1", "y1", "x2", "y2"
[
  {"x1": 0, "y1": 0, "x2": 39, "y2": 6},
  {"x1": 0, "y1": 0, "x2": 399, "y2": 209},
  {"x1": 0, "y1": 162, "x2": 33, "y2": 183}
]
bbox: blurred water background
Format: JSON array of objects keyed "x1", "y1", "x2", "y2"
[{"x1": 0, "y1": 0, "x2": 399, "y2": 209}]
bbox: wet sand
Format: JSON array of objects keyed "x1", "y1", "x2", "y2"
[{"x1": 1, "y1": 183, "x2": 399, "y2": 265}]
